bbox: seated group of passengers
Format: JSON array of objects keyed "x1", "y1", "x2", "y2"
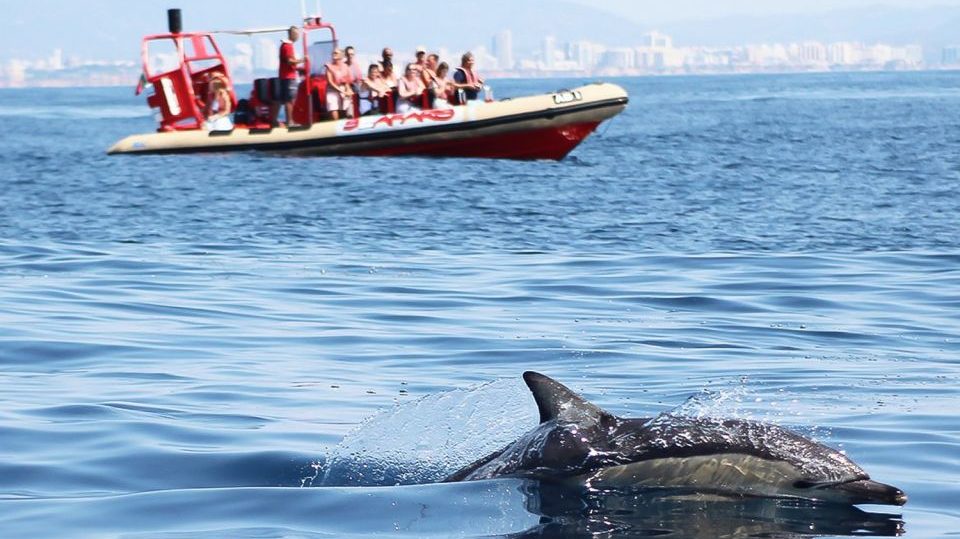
[
  {"x1": 201, "y1": 38, "x2": 489, "y2": 129},
  {"x1": 324, "y1": 46, "x2": 487, "y2": 119}
]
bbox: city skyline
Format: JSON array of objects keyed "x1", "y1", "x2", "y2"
[
  {"x1": 3, "y1": 1, "x2": 959, "y2": 61},
  {"x1": 0, "y1": 29, "x2": 944, "y2": 89},
  {"x1": 3, "y1": 1, "x2": 960, "y2": 87}
]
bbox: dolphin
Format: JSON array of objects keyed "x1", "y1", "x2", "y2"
[{"x1": 444, "y1": 372, "x2": 907, "y2": 506}]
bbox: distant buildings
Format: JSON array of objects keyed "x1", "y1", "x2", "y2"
[
  {"x1": 483, "y1": 30, "x2": 928, "y2": 78},
  {"x1": 635, "y1": 31, "x2": 683, "y2": 70},
  {"x1": 542, "y1": 36, "x2": 557, "y2": 69},
  {"x1": 0, "y1": 30, "x2": 949, "y2": 88},
  {"x1": 567, "y1": 41, "x2": 602, "y2": 71},
  {"x1": 943, "y1": 46, "x2": 960, "y2": 66},
  {"x1": 600, "y1": 48, "x2": 635, "y2": 71},
  {"x1": 492, "y1": 30, "x2": 514, "y2": 70},
  {"x1": 828, "y1": 42, "x2": 855, "y2": 65},
  {"x1": 0, "y1": 51, "x2": 136, "y2": 88}
]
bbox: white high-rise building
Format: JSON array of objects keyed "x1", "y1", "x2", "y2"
[
  {"x1": 828, "y1": 42, "x2": 857, "y2": 65},
  {"x1": 800, "y1": 42, "x2": 827, "y2": 64},
  {"x1": 634, "y1": 31, "x2": 681, "y2": 70},
  {"x1": 492, "y1": 30, "x2": 514, "y2": 70},
  {"x1": 943, "y1": 46, "x2": 960, "y2": 65},
  {"x1": 866, "y1": 44, "x2": 894, "y2": 65},
  {"x1": 542, "y1": 36, "x2": 557, "y2": 69},
  {"x1": 745, "y1": 44, "x2": 788, "y2": 65},
  {"x1": 49, "y1": 49, "x2": 64, "y2": 71},
  {"x1": 640, "y1": 31, "x2": 672, "y2": 49},
  {"x1": 567, "y1": 41, "x2": 602, "y2": 71},
  {"x1": 600, "y1": 47, "x2": 635, "y2": 69}
]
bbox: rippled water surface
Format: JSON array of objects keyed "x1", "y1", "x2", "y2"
[{"x1": 1, "y1": 73, "x2": 958, "y2": 538}]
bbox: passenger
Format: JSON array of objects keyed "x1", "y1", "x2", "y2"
[
  {"x1": 380, "y1": 47, "x2": 394, "y2": 69},
  {"x1": 273, "y1": 26, "x2": 306, "y2": 128},
  {"x1": 421, "y1": 53, "x2": 440, "y2": 88},
  {"x1": 430, "y1": 62, "x2": 454, "y2": 109},
  {"x1": 204, "y1": 73, "x2": 233, "y2": 131},
  {"x1": 381, "y1": 60, "x2": 398, "y2": 89},
  {"x1": 359, "y1": 63, "x2": 391, "y2": 116},
  {"x1": 452, "y1": 52, "x2": 484, "y2": 104},
  {"x1": 344, "y1": 45, "x2": 363, "y2": 93},
  {"x1": 396, "y1": 63, "x2": 425, "y2": 113},
  {"x1": 325, "y1": 47, "x2": 354, "y2": 120},
  {"x1": 413, "y1": 47, "x2": 427, "y2": 74}
]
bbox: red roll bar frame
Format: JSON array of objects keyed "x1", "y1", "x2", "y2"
[
  {"x1": 139, "y1": 15, "x2": 339, "y2": 131},
  {"x1": 141, "y1": 30, "x2": 237, "y2": 131},
  {"x1": 300, "y1": 17, "x2": 339, "y2": 126}
]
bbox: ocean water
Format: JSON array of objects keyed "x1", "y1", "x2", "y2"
[{"x1": 0, "y1": 72, "x2": 958, "y2": 538}]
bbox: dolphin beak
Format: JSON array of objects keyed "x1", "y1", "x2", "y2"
[{"x1": 832, "y1": 480, "x2": 907, "y2": 506}]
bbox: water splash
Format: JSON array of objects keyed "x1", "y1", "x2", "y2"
[
  {"x1": 647, "y1": 380, "x2": 836, "y2": 453},
  {"x1": 316, "y1": 376, "x2": 538, "y2": 487},
  {"x1": 669, "y1": 384, "x2": 754, "y2": 421}
]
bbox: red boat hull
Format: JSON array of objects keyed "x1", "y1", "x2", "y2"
[{"x1": 353, "y1": 122, "x2": 602, "y2": 160}]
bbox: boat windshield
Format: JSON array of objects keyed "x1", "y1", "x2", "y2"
[{"x1": 308, "y1": 39, "x2": 335, "y2": 76}]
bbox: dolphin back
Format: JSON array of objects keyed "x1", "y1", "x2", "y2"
[{"x1": 442, "y1": 372, "x2": 902, "y2": 507}]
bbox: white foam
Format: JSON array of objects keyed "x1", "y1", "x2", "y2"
[{"x1": 317, "y1": 377, "x2": 537, "y2": 487}]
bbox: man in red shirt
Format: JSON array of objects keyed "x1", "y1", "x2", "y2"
[{"x1": 273, "y1": 26, "x2": 305, "y2": 127}]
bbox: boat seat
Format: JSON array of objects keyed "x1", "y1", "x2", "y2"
[{"x1": 254, "y1": 78, "x2": 282, "y2": 104}]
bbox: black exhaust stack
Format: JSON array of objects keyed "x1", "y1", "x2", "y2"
[{"x1": 167, "y1": 8, "x2": 183, "y2": 34}]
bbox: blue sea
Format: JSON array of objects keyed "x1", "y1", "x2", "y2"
[{"x1": 0, "y1": 72, "x2": 958, "y2": 538}]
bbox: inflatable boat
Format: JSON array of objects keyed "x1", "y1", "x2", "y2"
[{"x1": 107, "y1": 10, "x2": 628, "y2": 160}]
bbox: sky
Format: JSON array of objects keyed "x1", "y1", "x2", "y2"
[
  {"x1": 2, "y1": 1, "x2": 958, "y2": 62},
  {"x1": 575, "y1": 0, "x2": 953, "y2": 23}
]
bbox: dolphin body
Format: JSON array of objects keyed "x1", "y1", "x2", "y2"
[{"x1": 444, "y1": 372, "x2": 907, "y2": 506}]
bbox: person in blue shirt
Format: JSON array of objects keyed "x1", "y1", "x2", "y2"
[{"x1": 452, "y1": 52, "x2": 484, "y2": 104}]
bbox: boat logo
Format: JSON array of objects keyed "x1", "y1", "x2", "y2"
[
  {"x1": 339, "y1": 108, "x2": 462, "y2": 136},
  {"x1": 553, "y1": 90, "x2": 584, "y2": 105}
]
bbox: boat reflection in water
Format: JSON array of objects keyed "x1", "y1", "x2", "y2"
[{"x1": 512, "y1": 481, "x2": 905, "y2": 538}]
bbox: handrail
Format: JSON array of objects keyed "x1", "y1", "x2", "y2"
[{"x1": 300, "y1": 18, "x2": 338, "y2": 127}]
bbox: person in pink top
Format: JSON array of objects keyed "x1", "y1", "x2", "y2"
[
  {"x1": 325, "y1": 48, "x2": 354, "y2": 120},
  {"x1": 396, "y1": 63, "x2": 426, "y2": 113}
]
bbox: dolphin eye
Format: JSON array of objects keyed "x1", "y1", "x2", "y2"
[{"x1": 793, "y1": 480, "x2": 817, "y2": 489}]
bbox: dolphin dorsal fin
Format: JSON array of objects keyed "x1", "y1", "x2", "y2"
[{"x1": 523, "y1": 371, "x2": 611, "y2": 425}]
